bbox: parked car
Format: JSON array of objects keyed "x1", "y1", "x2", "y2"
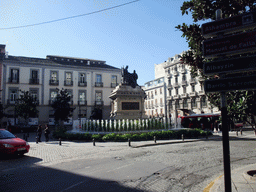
[{"x1": 0, "y1": 129, "x2": 30, "y2": 155}]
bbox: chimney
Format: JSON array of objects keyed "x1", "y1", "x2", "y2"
[{"x1": 0, "y1": 44, "x2": 6, "y2": 60}]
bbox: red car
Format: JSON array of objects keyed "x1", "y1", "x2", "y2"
[{"x1": 0, "y1": 129, "x2": 30, "y2": 155}]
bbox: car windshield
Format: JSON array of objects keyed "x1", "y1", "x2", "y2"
[{"x1": 0, "y1": 130, "x2": 16, "y2": 139}]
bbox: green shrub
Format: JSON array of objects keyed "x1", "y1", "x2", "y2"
[{"x1": 92, "y1": 134, "x2": 103, "y2": 141}]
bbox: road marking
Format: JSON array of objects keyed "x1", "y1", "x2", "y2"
[
  {"x1": 106, "y1": 163, "x2": 134, "y2": 173},
  {"x1": 61, "y1": 180, "x2": 86, "y2": 191},
  {"x1": 203, "y1": 175, "x2": 223, "y2": 192}
]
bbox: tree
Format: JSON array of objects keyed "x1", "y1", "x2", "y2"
[
  {"x1": 15, "y1": 90, "x2": 38, "y2": 125},
  {"x1": 51, "y1": 88, "x2": 74, "y2": 127},
  {"x1": 176, "y1": 0, "x2": 256, "y2": 128}
]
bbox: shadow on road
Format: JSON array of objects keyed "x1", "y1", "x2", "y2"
[{"x1": 0, "y1": 163, "x2": 144, "y2": 192}]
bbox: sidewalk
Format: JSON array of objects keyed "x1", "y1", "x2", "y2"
[{"x1": 205, "y1": 131, "x2": 256, "y2": 192}]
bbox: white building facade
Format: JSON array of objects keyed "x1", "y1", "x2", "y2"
[
  {"x1": 144, "y1": 52, "x2": 219, "y2": 123},
  {"x1": 0, "y1": 45, "x2": 121, "y2": 125}
]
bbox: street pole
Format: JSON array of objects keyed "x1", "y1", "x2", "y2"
[
  {"x1": 214, "y1": 9, "x2": 232, "y2": 192},
  {"x1": 221, "y1": 91, "x2": 232, "y2": 192}
]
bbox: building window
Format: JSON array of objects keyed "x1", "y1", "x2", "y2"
[
  {"x1": 78, "y1": 73, "x2": 87, "y2": 86},
  {"x1": 95, "y1": 74, "x2": 103, "y2": 87},
  {"x1": 191, "y1": 98, "x2": 196, "y2": 108},
  {"x1": 183, "y1": 99, "x2": 188, "y2": 108},
  {"x1": 49, "y1": 89, "x2": 58, "y2": 104},
  {"x1": 50, "y1": 71, "x2": 59, "y2": 85},
  {"x1": 30, "y1": 88, "x2": 39, "y2": 105},
  {"x1": 9, "y1": 68, "x2": 19, "y2": 83},
  {"x1": 175, "y1": 100, "x2": 179, "y2": 109},
  {"x1": 30, "y1": 70, "x2": 39, "y2": 84},
  {"x1": 155, "y1": 99, "x2": 158, "y2": 107},
  {"x1": 183, "y1": 86, "x2": 186, "y2": 94},
  {"x1": 160, "y1": 98, "x2": 163, "y2": 106},
  {"x1": 151, "y1": 91, "x2": 154, "y2": 99},
  {"x1": 175, "y1": 88, "x2": 179, "y2": 95},
  {"x1": 111, "y1": 75, "x2": 117, "y2": 88},
  {"x1": 182, "y1": 74, "x2": 186, "y2": 81},
  {"x1": 65, "y1": 72, "x2": 73, "y2": 86},
  {"x1": 169, "y1": 90, "x2": 172, "y2": 96},
  {"x1": 78, "y1": 90, "x2": 87, "y2": 105},
  {"x1": 175, "y1": 76, "x2": 178, "y2": 83},
  {"x1": 8, "y1": 88, "x2": 18, "y2": 104},
  {"x1": 200, "y1": 82, "x2": 204, "y2": 90},
  {"x1": 66, "y1": 90, "x2": 73, "y2": 105},
  {"x1": 191, "y1": 84, "x2": 195, "y2": 92},
  {"x1": 201, "y1": 96, "x2": 207, "y2": 107},
  {"x1": 160, "y1": 88, "x2": 162, "y2": 94},
  {"x1": 95, "y1": 91, "x2": 103, "y2": 105},
  {"x1": 155, "y1": 89, "x2": 157, "y2": 95}
]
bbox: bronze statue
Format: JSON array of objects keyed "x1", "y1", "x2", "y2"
[{"x1": 121, "y1": 66, "x2": 138, "y2": 88}]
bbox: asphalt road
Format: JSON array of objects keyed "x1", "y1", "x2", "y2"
[{"x1": 1, "y1": 130, "x2": 256, "y2": 192}]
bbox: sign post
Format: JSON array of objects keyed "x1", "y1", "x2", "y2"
[{"x1": 202, "y1": 10, "x2": 256, "y2": 191}]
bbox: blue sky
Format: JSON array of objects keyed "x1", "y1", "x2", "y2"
[{"x1": 1, "y1": 0, "x2": 195, "y2": 85}]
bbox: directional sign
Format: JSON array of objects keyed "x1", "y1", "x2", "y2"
[
  {"x1": 202, "y1": 11, "x2": 256, "y2": 38},
  {"x1": 203, "y1": 30, "x2": 256, "y2": 58},
  {"x1": 204, "y1": 75, "x2": 256, "y2": 93},
  {"x1": 203, "y1": 55, "x2": 256, "y2": 75}
]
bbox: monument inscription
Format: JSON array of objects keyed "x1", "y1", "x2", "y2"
[{"x1": 122, "y1": 102, "x2": 140, "y2": 110}]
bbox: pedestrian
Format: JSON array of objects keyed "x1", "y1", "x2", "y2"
[
  {"x1": 37, "y1": 125, "x2": 43, "y2": 142},
  {"x1": 44, "y1": 124, "x2": 50, "y2": 142}
]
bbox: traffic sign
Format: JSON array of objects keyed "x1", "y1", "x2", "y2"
[
  {"x1": 203, "y1": 55, "x2": 256, "y2": 75},
  {"x1": 203, "y1": 30, "x2": 256, "y2": 58},
  {"x1": 204, "y1": 75, "x2": 256, "y2": 93},
  {"x1": 202, "y1": 11, "x2": 256, "y2": 38}
]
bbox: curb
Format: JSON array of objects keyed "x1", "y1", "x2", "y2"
[{"x1": 203, "y1": 175, "x2": 223, "y2": 192}]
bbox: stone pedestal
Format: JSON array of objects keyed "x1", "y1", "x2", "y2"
[{"x1": 109, "y1": 84, "x2": 146, "y2": 119}]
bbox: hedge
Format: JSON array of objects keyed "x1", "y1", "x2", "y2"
[{"x1": 53, "y1": 128, "x2": 212, "y2": 142}]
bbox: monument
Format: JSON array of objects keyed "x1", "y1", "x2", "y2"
[{"x1": 109, "y1": 66, "x2": 147, "y2": 119}]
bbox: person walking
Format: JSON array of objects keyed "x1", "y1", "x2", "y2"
[
  {"x1": 37, "y1": 125, "x2": 43, "y2": 142},
  {"x1": 44, "y1": 124, "x2": 50, "y2": 142}
]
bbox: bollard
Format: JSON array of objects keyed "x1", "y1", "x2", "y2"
[
  {"x1": 36, "y1": 136, "x2": 39, "y2": 144},
  {"x1": 59, "y1": 138, "x2": 62, "y2": 145},
  {"x1": 23, "y1": 133, "x2": 26, "y2": 140},
  {"x1": 93, "y1": 138, "x2": 95, "y2": 146},
  {"x1": 181, "y1": 134, "x2": 184, "y2": 141},
  {"x1": 128, "y1": 138, "x2": 131, "y2": 147},
  {"x1": 154, "y1": 136, "x2": 156, "y2": 143},
  {"x1": 236, "y1": 130, "x2": 238, "y2": 136},
  {"x1": 240, "y1": 129, "x2": 243, "y2": 135}
]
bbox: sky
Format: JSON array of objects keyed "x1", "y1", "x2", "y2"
[{"x1": 1, "y1": 0, "x2": 196, "y2": 85}]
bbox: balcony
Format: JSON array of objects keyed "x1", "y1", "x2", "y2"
[
  {"x1": 49, "y1": 80, "x2": 59, "y2": 85},
  {"x1": 78, "y1": 100, "x2": 87, "y2": 106},
  {"x1": 167, "y1": 84, "x2": 172, "y2": 89},
  {"x1": 189, "y1": 92, "x2": 197, "y2": 97},
  {"x1": 190, "y1": 78, "x2": 196, "y2": 84},
  {"x1": 8, "y1": 78, "x2": 19, "y2": 84},
  {"x1": 181, "y1": 68, "x2": 187, "y2": 73},
  {"x1": 166, "y1": 73, "x2": 172, "y2": 78},
  {"x1": 173, "y1": 71, "x2": 179, "y2": 76},
  {"x1": 95, "y1": 82, "x2": 103, "y2": 87},
  {"x1": 78, "y1": 81, "x2": 87, "y2": 87},
  {"x1": 95, "y1": 101, "x2": 104, "y2": 106},
  {"x1": 29, "y1": 78, "x2": 39, "y2": 84},
  {"x1": 111, "y1": 83, "x2": 118, "y2": 88},
  {"x1": 167, "y1": 96, "x2": 173, "y2": 100},
  {"x1": 198, "y1": 90, "x2": 205, "y2": 95},
  {"x1": 173, "y1": 95, "x2": 180, "y2": 99},
  {"x1": 64, "y1": 80, "x2": 73, "y2": 86},
  {"x1": 173, "y1": 82, "x2": 179, "y2": 88},
  {"x1": 7, "y1": 99, "x2": 16, "y2": 105},
  {"x1": 181, "y1": 93, "x2": 188, "y2": 98},
  {"x1": 181, "y1": 80, "x2": 187, "y2": 86},
  {"x1": 49, "y1": 99, "x2": 55, "y2": 105}
]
